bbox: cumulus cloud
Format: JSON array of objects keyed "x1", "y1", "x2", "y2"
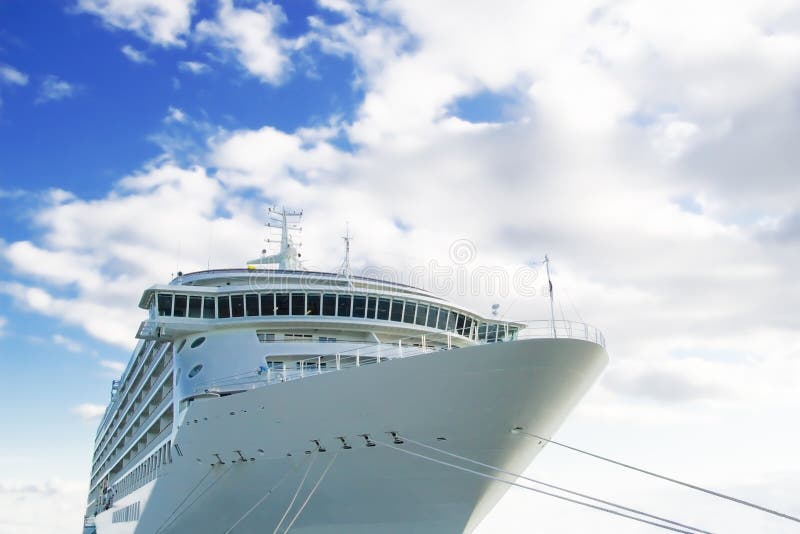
[
  {"x1": 164, "y1": 105, "x2": 187, "y2": 123},
  {"x1": 52, "y1": 333, "x2": 83, "y2": 353},
  {"x1": 0, "y1": 64, "x2": 28, "y2": 86},
  {"x1": 178, "y1": 60, "x2": 210, "y2": 74},
  {"x1": 196, "y1": 0, "x2": 290, "y2": 84},
  {"x1": 120, "y1": 44, "x2": 150, "y2": 63},
  {"x1": 0, "y1": 162, "x2": 257, "y2": 347},
  {"x1": 0, "y1": 478, "x2": 85, "y2": 534},
  {"x1": 71, "y1": 403, "x2": 106, "y2": 421},
  {"x1": 35, "y1": 75, "x2": 78, "y2": 104},
  {"x1": 4, "y1": 3, "x2": 800, "y2": 531},
  {"x1": 100, "y1": 359, "x2": 126, "y2": 373},
  {"x1": 0, "y1": 63, "x2": 29, "y2": 113},
  {"x1": 74, "y1": 0, "x2": 195, "y2": 47}
]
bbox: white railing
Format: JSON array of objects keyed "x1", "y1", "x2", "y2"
[
  {"x1": 517, "y1": 319, "x2": 606, "y2": 348},
  {"x1": 190, "y1": 320, "x2": 605, "y2": 397},
  {"x1": 191, "y1": 334, "x2": 444, "y2": 397}
]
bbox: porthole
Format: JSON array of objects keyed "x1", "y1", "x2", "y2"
[
  {"x1": 176, "y1": 339, "x2": 187, "y2": 353},
  {"x1": 188, "y1": 364, "x2": 203, "y2": 378},
  {"x1": 190, "y1": 336, "x2": 206, "y2": 349}
]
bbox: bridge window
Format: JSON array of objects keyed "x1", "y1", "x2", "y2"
[
  {"x1": 403, "y1": 302, "x2": 416, "y2": 324},
  {"x1": 367, "y1": 296, "x2": 377, "y2": 319},
  {"x1": 427, "y1": 306, "x2": 439, "y2": 328},
  {"x1": 455, "y1": 314, "x2": 466, "y2": 336},
  {"x1": 246, "y1": 294, "x2": 259, "y2": 316},
  {"x1": 307, "y1": 293, "x2": 321, "y2": 315},
  {"x1": 291, "y1": 293, "x2": 306, "y2": 315},
  {"x1": 497, "y1": 323, "x2": 508, "y2": 342},
  {"x1": 188, "y1": 296, "x2": 202, "y2": 318},
  {"x1": 337, "y1": 294, "x2": 352, "y2": 317},
  {"x1": 448, "y1": 311, "x2": 457, "y2": 332},
  {"x1": 436, "y1": 307, "x2": 448, "y2": 330},
  {"x1": 390, "y1": 300, "x2": 404, "y2": 322},
  {"x1": 464, "y1": 317, "x2": 474, "y2": 337},
  {"x1": 275, "y1": 293, "x2": 289, "y2": 315},
  {"x1": 231, "y1": 294, "x2": 245, "y2": 317},
  {"x1": 477, "y1": 322, "x2": 488, "y2": 341},
  {"x1": 322, "y1": 294, "x2": 336, "y2": 316},
  {"x1": 487, "y1": 324, "x2": 497, "y2": 343},
  {"x1": 415, "y1": 304, "x2": 428, "y2": 326},
  {"x1": 377, "y1": 298, "x2": 390, "y2": 320},
  {"x1": 173, "y1": 295, "x2": 187, "y2": 317},
  {"x1": 261, "y1": 293, "x2": 274, "y2": 316},
  {"x1": 352, "y1": 295, "x2": 366, "y2": 318},
  {"x1": 203, "y1": 297, "x2": 215, "y2": 319},
  {"x1": 157, "y1": 294, "x2": 173, "y2": 317}
]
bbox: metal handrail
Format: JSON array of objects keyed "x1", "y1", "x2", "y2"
[
  {"x1": 191, "y1": 319, "x2": 605, "y2": 396},
  {"x1": 516, "y1": 319, "x2": 606, "y2": 348}
]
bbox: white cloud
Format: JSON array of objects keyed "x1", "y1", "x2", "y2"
[
  {"x1": 52, "y1": 334, "x2": 83, "y2": 353},
  {"x1": 70, "y1": 403, "x2": 106, "y2": 421},
  {"x1": 120, "y1": 44, "x2": 150, "y2": 63},
  {"x1": 100, "y1": 359, "x2": 126, "y2": 373},
  {"x1": 164, "y1": 105, "x2": 187, "y2": 123},
  {"x1": 0, "y1": 162, "x2": 248, "y2": 347},
  {"x1": 178, "y1": 60, "x2": 210, "y2": 74},
  {"x1": 0, "y1": 478, "x2": 85, "y2": 534},
  {"x1": 0, "y1": 316, "x2": 6, "y2": 336},
  {"x1": 75, "y1": 0, "x2": 195, "y2": 47},
  {"x1": 0, "y1": 64, "x2": 28, "y2": 86},
  {"x1": 4, "y1": 2, "x2": 800, "y2": 531},
  {"x1": 35, "y1": 75, "x2": 77, "y2": 104},
  {"x1": 196, "y1": 0, "x2": 290, "y2": 84}
]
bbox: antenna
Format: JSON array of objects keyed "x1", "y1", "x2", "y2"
[
  {"x1": 544, "y1": 255, "x2": 556, "y2": 338},
  {"x1": 339, "y1": 223, "x2": 352, "y2": 277},
  {"x1": 246, "y1": 207, "x2": 304, "y2": 270}
]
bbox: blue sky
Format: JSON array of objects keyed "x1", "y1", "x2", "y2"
[{"x1": 2, "y1": 1, "x2": 800, "y2": 533}]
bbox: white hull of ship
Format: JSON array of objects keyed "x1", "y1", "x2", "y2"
[{"x1": 93, "y1": 338, "x2": 607, "y2": 534}]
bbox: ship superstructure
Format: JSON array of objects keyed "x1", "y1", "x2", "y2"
[{"x1": 83, "y1": 209, "x2": 607, "y2": 533}]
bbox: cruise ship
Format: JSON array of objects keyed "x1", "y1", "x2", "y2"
[{"x1": 83, "y1": 208, "x2": 608, "y2": 533}]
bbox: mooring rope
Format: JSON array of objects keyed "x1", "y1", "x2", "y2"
[{"x1": 518, "y1": 430, "x2": 800, "y2": 524}]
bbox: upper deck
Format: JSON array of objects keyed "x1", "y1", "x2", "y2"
[{"x1": 135, "y1": 267, "x2": 521, "y2": 346}]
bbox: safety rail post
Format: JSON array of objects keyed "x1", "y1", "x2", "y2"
[
  {"x1": 356, "y1": 349, "x2": 360, "y2": 367},
  {"x1": 377, "y1": 348, "x2": 381, "y2": 363},
  {"x1": 336, "y1": 353, "x2": 341, "y2": 370},
  {"x1": 317, "y1": 356, "x2": 322, "y2": 374},
  {"x1": 301, "y1": 362, "x2": 305, "y2": 378},
  {"x1": 447, "y1": 333, "x2": 452, "y2": 349},
  {"x1": 421, "y1": 334, "x2": 426, "y2": 351},
  {"x1": 398, "y1": 339, "x2": 403, "y2": 358}
]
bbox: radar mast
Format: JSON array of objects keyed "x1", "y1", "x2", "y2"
[
  {"x1": 339, "y1": 223, "x2": 353, "y2": 277},
  {"x1": 247, "y1": 207, "x2": 303, "y2": 270}
]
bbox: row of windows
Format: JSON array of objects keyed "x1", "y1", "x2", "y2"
[{"x1": 156, "y1": 292, "x2": 517, "y2": 341}]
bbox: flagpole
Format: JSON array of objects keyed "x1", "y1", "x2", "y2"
[{"x1": 545, "y1": 255, "x2": 556, "y2": 338}]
